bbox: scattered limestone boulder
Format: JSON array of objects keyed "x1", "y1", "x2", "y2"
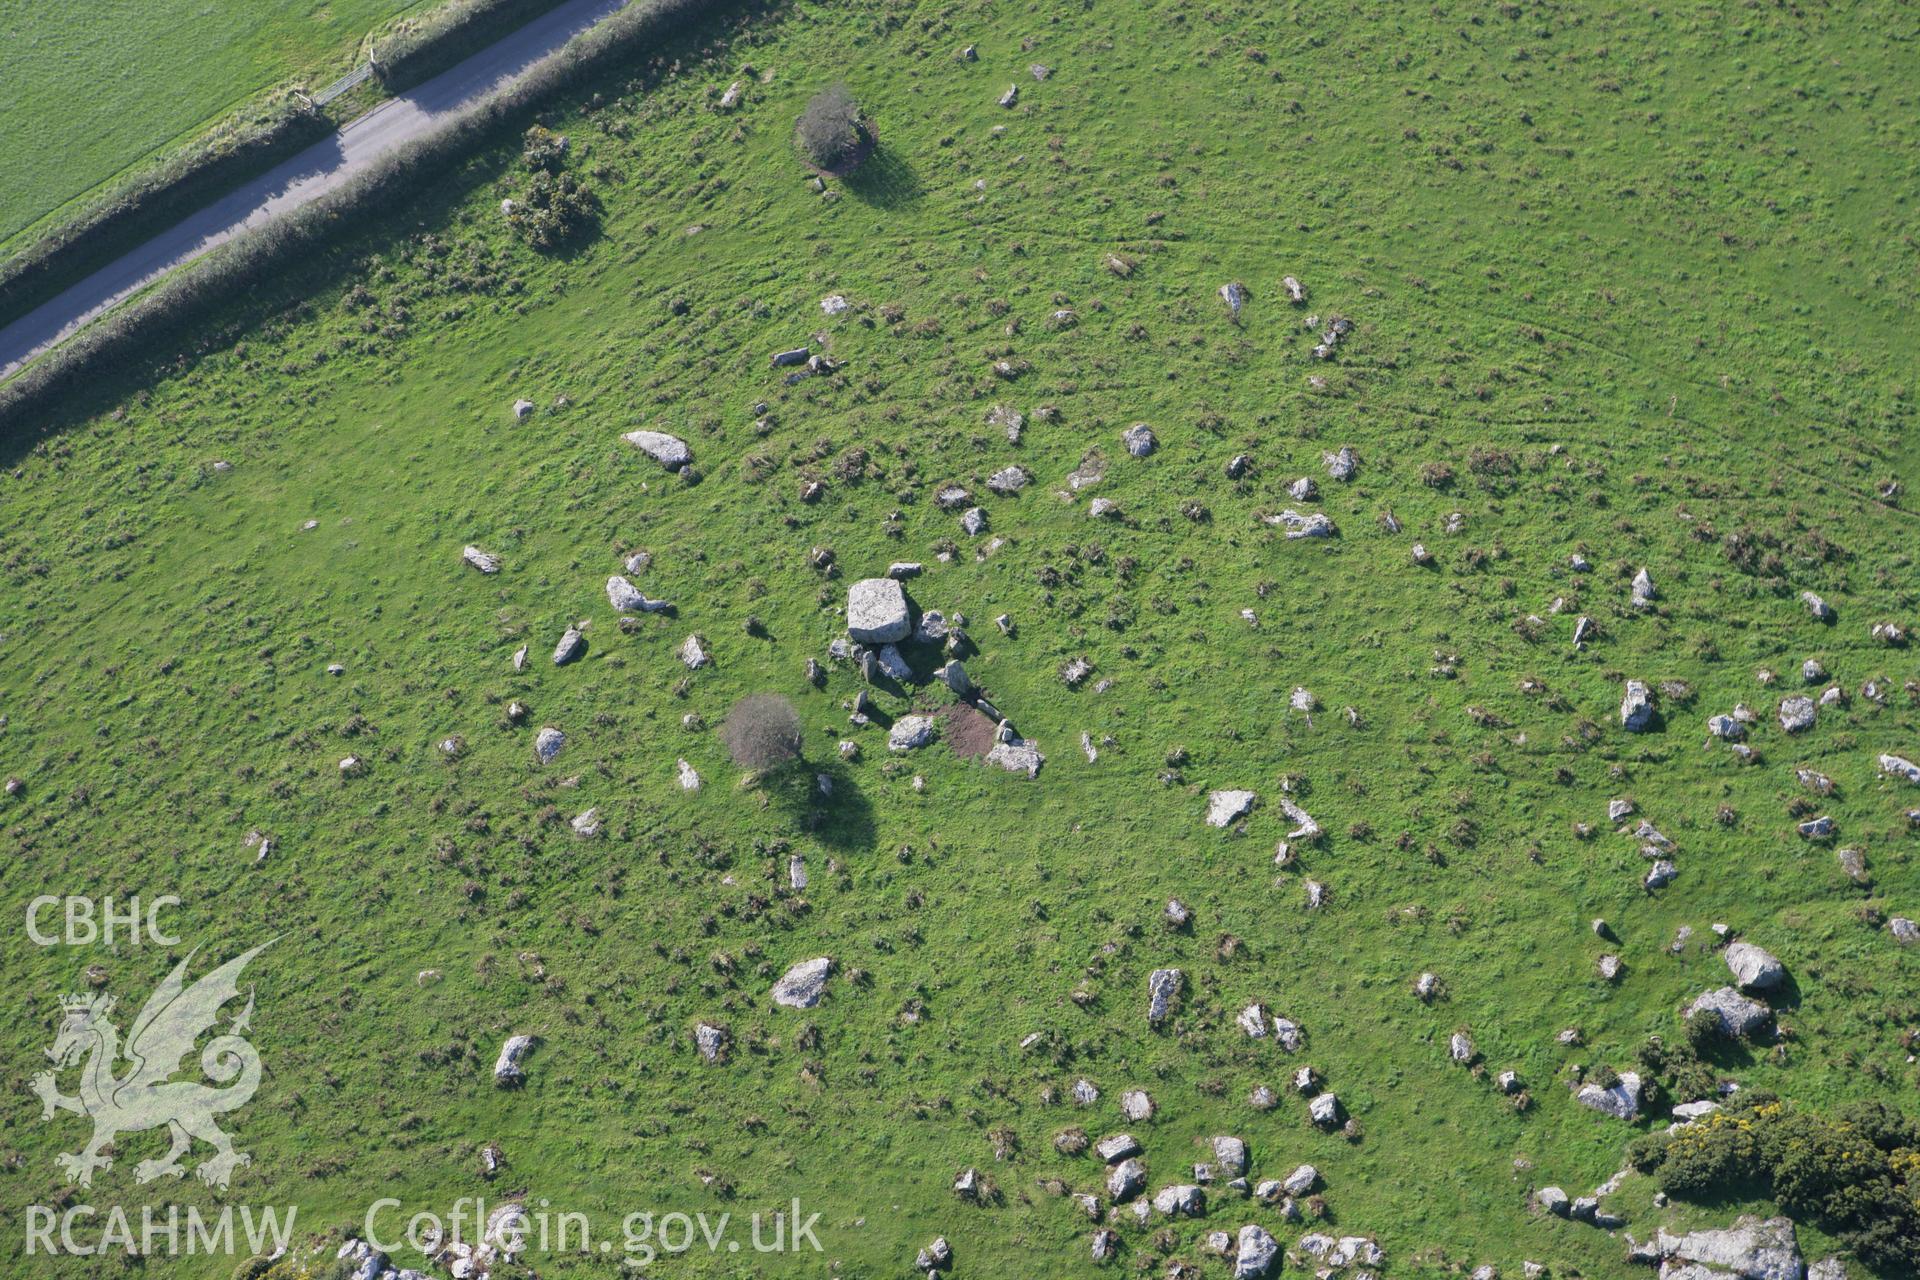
[
  {"x1": 1207, "y1": 789, "x2": 1257, "y2": 827},
  {"x1": 1266, "y1": 509, "x2": 1335, "y2": 539},
  {"x1": 621, "y1": 429, "x2": 693, "y2": 470},
  {"x1": 1797, "y1": 814, "x2": 1835, "y2": 840},
  {"x1": 678, "y1": 634, "x2": 710, "y2": 669},
  {"x1": 889, "y1": 715, "x2": 938, "y2": 751},
  {"x1": 875, "y1": 644, "x2": 912, "y2": 681},
  {"x1": 1235, "y1": 1225, "x2": 1280, "y2": 1279},
  {"x1": 1096, "y1": 1133, "x2": 1142, "y2": 1163},
  {"x1": 1537, "y1": 1187, "x2": 1570, "y2": 1217},
  {"x1": 512, "y1": 399, "x2": 535, "y2": 420},
  {"x1": 462, "y1": 545, "x2": 501, "y2": 574},
  {"x1": 1654, "y1": 1215, "x2": 1801, "y2": 1280},
  {"x1": 1238, "y1": 1003, "x2": 1268, "y2": 1038},
  {"x1": 986, "y1": 739, "x2": 1045, "y2": 778},
  {"x1": 1891, "y1": 917, "x2": 1918, "y2": 945},
  {"x1": 1283, "y1": 1164, "x2": 1318, "y2": 1196},
  {"x1": 493, "y1": 1034, "x2": 536, "y2": 1086},
  {"x1": 1837, "y1": 847, "x2": 1870, "y2": 885},
  {"x1": 552, "y1": 626, "x2": 586, "y2": 666},
  {"x1": 1724, "y1": 941, "x2": 1785, "y2": 992},
  {"x1": 1121, "y1": 1089, "x2": 1155, "y2": 1122},
  {"x1": 1801, "y1": 591, "x2": 1834, "y2": 622},
  {"x1": 1631, "y1": 567, "x2": 1657, "y2": 609},
  {"x1": 987, "y1": 465, "x2": 1032, "y2": 495},
  {"x1": 1123, "y1": 423, "x2": 1157, "y2": 457},
  {"x1": 1621, "y1": 680, "x2": 1656, "y2": 732},
  {"x1": 1878, "y1": 753, "x2": 1920, "y2": 785},
  {"x1": 606, "y1": 575, "x2": 670, "y2": 612},
  {"x1": 1108, "y1": 1157, "x2": 1146, "y2": 1201},
  {"x1": 1147, "y1": 968, "x2": 1183, "y2": 1023},
  {"x1": 771, "y1": 957, "x2": 833, "y2": 1008},
  {"x1": 676, "y1": 759, "x2": 701, "y2": 791},
  {"x1": 915, "y1": 1237, "x2": 953, "y2": 1272},
  {"x1": 1272, "y1": 1016, "x2": 1304, "y2": 1051},
  {"x1": 1575, "y1": 1071, "x2": 1643, "y2": 1120},
  {"x1": 1211, "y1": 1135, "x2": 1248, "y2": 1176},
  {"x1": 847, "y1": 578, "x2": 912, "y2": 643},
  {"x1": 936, "y1": 660, "x2": 973, "y2": 698},
  {"x1": 693, "y1": 1022, "x2": 729, "y2": 1063},
  {"x1": 1220, "y1": 281, "x2": 1248, "y2": 316},
  {"x1": 569, "y1": 808, "x2": 601, "y2": 839},
  {"x1": 1308, "y1": 1092, "x2": 1342, "y2": 1127},
  {"x1": 1683, "y1": 987, "x2": 1772, "y2": 1039},
  {"x1": 1153, "y1": 1184, "x2": 1205, "y2": 1217},
  {"x1": 533, "y1": 726, "x2": 565, "y2": 764},
  {"x1": 1778, "y1": 695, "x2": 1817, "y2": 732},
  {"x1": 1708, "y1": 714, "x2": 1744, "y2": 740}
]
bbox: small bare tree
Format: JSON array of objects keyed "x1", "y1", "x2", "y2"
[
  {"x1": 723, "y1": 694, "x2": 804, "y2": 770},
  {"x1": 796, "y1": 82, "x2": 866, "y2": 169}
]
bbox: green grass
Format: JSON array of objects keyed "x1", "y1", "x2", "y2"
[
  {"x1": 2, "y1": 0, "x2": 1918, "y2": 1277},
  {"x1": 0, "y1": 0, "x2": 428, "y2": 246}
]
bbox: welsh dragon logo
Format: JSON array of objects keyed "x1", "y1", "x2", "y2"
[{"x1": 31, "y1": 942, "x2": 270, "y2": 1189}]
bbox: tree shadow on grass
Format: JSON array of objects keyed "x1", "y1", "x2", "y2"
[
  {"x1": 765, "y1": 759, "x2": 874, "y2": 853},
  {"x1": 842, "y1": 144, "x2": 923, "y2": 211}
]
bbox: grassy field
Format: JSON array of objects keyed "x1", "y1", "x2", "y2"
[
  {"x1": 0, "y1": 0, "x2": 426, "y2": 247},
  {"x1": 2, "y1": 1, "x2": 1919, "y2": 1277}
]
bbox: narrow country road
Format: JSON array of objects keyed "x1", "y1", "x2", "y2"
[{"x1": 0, "y1": 0, "x2": 627, "y2": 381}]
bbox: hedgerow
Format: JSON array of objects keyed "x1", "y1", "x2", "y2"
[
  {"x1": 372, "y1": 0, "x2": 568, "y2": 91},
  {"x1": 0, "y1": 96, "x2": 329, "y2": 331},
  {"x1": 0, "y1": 0, "x2": 729, "y2": 430}
]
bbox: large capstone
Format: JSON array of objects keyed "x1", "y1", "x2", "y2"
[{"x1": 847, "y1": 578, "x2": 912, "y2": 644}]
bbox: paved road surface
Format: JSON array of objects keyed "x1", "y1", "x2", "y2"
[{"x1": 0, "y1": 0, "x2": 627, "y2": 381}]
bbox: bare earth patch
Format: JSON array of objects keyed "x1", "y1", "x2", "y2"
[{"x1": 941, "y1": 701, "x2": 996, "y2": 760}]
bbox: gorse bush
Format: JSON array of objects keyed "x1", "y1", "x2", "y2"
[
  {"x1": 505, "y1": 170, "x2": 596, "y2": 250},
  {"x1": 723, "y1": 694, "x2": 803, "y2": 770},
  {"x1": 795, "y1": 82, "x2": 865, "y2": 169},
  {"x1": 508, "y1": 125, "x2": 591, "y2": 249},
  {"x1": 1630, "y1": 1096, "x2": 1920, "y2": 1270},
  {"x1": 520, "y1": 125, "x2": 569, "y2": 172}
]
